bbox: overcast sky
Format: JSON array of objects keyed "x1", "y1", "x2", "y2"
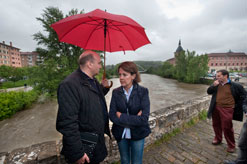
[{"x1": 0, "y1": 0, "x2": 246, "y2": 65}]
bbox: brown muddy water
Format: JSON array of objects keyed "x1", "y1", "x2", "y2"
[{"x1": 0, "y1": 74, "x2": 208, "y2": 152}]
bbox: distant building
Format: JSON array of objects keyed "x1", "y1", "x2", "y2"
[
  {"x1": 208, "y1": 50, "x2": 247, "y2": 72},
  {"x1": 0, "y1": 41, "x2": 21, "y2": 67},
  {"x1": 167, "y1": 39, "x2": 185, "y2": 65},
  {"x1": 167, "y1": 40, "x2": 247, "y2": 72},
  {"x1": 20, "y1": 51, "x2": 41, "y2": 67}
]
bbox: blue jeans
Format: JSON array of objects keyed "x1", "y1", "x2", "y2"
[{"x1": 117, "y1": 139, "x2": 145, "y2": 164}]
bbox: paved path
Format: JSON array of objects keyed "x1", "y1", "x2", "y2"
[
  {"x1": 0, "y1": 86, "x2": 32, "y2": 92},
  {"x1": 143, "y1": 119, "x2": 244, "y2": 164}
]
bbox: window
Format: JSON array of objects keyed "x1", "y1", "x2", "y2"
[
  {"x1": 233, "y1": 63, "x2": 235, "y2": 66},
  {"x1": 220, "y1": 63, "x2": 222, "y2": 66},
  {"x1": 241, "y1": 63, "x2": 243, "y2": 65},
  {"x1": 211, "y1": 63, "x2": 213, "y2": 66},
  {"x1": 237, "y1": 63, "x2": 239, "y2": 66},
  {"x1": 216, "y1": 63, "x2": 218, "y2": 66},
  {"x1": 224, "y1": 63, "x2": 226, "y2": 66}
]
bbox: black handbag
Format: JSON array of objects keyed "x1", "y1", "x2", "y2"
[{"x1": 80, "y1": 132, "x2": 99, "y2": 159}]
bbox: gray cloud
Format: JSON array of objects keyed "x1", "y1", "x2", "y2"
[{"x1": 0, "y1": 0, "x2": 246, "y2": 65}]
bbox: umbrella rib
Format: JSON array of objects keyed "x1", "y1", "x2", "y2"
[
  {"x1": 110, "y1": 23, "x2": 136, "y2": 51},
  {"x1": 59, "y1": 18, "x2": 105, "y2": 40},
  {"x1": 83, "y1": 18, "x2": 105, "y2": 49}
]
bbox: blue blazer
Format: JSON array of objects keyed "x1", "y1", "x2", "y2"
[{"x1": 109, "y1": 83, "x2": 151, "y2": 142}]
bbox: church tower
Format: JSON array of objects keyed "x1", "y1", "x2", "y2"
[{"x1": 174, "y1": 39, "x2": 184, "y2": 58}]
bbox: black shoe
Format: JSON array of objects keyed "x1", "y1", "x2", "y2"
[
  {"x1": 224, "y1": 160, "x2": 247, "y2": 164},
  {"x1": 224, "y1": 160, "x2": 236, "y2": 164}
]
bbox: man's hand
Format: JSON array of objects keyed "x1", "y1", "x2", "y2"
[
  {"x1": 213, "y1": 80, "x2": 220, "y2": 86},
  {"x1": 116, "y1": 111, "x2": 121, "y2": 118},
  {"x1": 76, "y1": 153, "x2": 90, "y2": 164},
  {"x1": 101, "y1": 78, "x2": 109, "y2": 87}
]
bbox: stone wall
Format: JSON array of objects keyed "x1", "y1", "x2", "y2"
[{"x1": 0, "y1": 96, "x2": 211, "y2": 164}]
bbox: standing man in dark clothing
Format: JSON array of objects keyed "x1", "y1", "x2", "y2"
[
  {"x1": 207, "y1": 69, "x2": 247, "y2": 153},
  {"x1": 56, "y1": 50, "x2": 111, "y2": 164},
  {"x1": 224, "y1": 115, "x2": 247, "y2": 164}
]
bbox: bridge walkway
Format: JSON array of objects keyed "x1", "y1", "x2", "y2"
[{"x1": 143, "y1": 119, "x2": 244, "y2": 164}]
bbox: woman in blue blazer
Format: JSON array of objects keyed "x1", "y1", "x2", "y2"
[{"x1": 109, "y1": 61, "x2": 151, "y2": 164}]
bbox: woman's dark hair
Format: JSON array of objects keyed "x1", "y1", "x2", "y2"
[
  {"x1": 217, "y1": 69, "x2": 229, "y2": 78},
  {"x1": 118, "y1": 61, "x2": 141, "y2": 83}
]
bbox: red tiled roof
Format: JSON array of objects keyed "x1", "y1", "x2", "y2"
[
  {"x1": 166, "y1": 58, "x2": 175, "y2": 61},
  {"x1": 208, "y1": 52, "x2": 246, "y2": 57}
]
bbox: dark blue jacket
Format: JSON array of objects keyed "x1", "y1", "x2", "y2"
[{"x1": 109, "y1": 83, "x2": 151, "y2": 142}]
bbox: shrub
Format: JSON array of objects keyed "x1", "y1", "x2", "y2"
[
  {"x1": 0, "y1": 80, "x2": 30, "y2": 89},
  {"x1": 0, "y1": 90, "x2": 39, "y2": 120}
]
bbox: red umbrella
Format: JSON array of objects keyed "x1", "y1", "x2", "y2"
[{"x1": 51, "y1": 9, "x2": 151, "y2": 85}]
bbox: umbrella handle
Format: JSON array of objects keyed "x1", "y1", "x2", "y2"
[{"x1": 105, "y1": 80, "x2": 113, "y2": 88}]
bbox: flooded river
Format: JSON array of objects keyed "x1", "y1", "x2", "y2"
[{"x1": 0, "y1": 74, "x2": 208, "y2": 152}]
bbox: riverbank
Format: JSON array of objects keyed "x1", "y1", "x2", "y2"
[{"x1": 0, "y1": 74, "x2": 209, "y2": 152}]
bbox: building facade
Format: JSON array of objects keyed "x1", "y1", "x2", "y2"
[
  {"x1": 0, "y1": 41, "x2": 21, "y2": 67},
  {"x1": 167, "y1": 41, "x2": 247, "y2": 72},
  {"x1": 20, "y1": 51, "x2": 40, "y2": 67},
  {"x1": 208, "y1": 51, "x2": 247, "y2": 72}
]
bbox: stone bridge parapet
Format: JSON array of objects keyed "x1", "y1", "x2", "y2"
[{"x1": 0, "y1": 96, "x2": 211, "y2": 164}]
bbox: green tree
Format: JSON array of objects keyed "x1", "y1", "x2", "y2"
[
  {"x1": 174, "y1": 51, "x2": 187, "y2": 81},
  {"x1": 161, "y1": 62, "x2": 174, "y2": 78},
  {"x1": 174, "y1": 50, "x2": 208, "y2": 83},
  {"x1": 32, "y1": 7, "x2": 86, "y2": 94},
  {"x1": 0, "y1": 65, "x2": 12, "y2": 80},
  {"x1": 186, "y1": 53, "x2": 208, "y2": 83}
]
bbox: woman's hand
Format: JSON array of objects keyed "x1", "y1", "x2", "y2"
[
  {"x1": 76, "y1": 153, "x2": 90, "y2": 164},
  {"x1": 116, "y1": 112, "x2": 122, "y2": 118},
  {"x1": 137, "y1": 110, "x2": 142, "y2": 116}
]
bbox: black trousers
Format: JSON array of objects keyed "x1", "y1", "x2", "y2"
[{"x1": 237, "y1": 119, "x2": 247, "y2": 162}]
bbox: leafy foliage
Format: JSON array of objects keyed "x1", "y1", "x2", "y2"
[
  {"x1": 0, "y1": 65, "x2": 27, "y2": 82},
  {"x1": 0, "y1": 80, "x2": 30, "y2": 89},
  {"x1": 31, "y1": 7, "x2": 86, "y2": 94},
  {"x1": 146, "y1": 50, "x2": 209, "y2": 83},
  {"x1": 175, "y1": 50, "x2": 209, "y2": 83},
  {"x1": 0, "y1": 90, "x2": 39, "y2": 120}
]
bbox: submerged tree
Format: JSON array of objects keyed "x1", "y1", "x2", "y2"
[{"x1": 175, "y1": 50, "x2": 208, "y2": 83}]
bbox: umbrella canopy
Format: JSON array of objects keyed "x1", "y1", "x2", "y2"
[
  {"x1": 51, "y1": 9, "x2": 151, "y2": 86},
  {"x1": 51, "y1": 9, "x2": 150, "y2": 52}
]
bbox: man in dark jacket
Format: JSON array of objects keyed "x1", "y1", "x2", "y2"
[
  {"x1": 207, "y1": 69, "x2": 247, "y2": 153},
  {"x1": 56, "y1": 50, "x2": 111, "y2": 164},
  {"x1": 224, "y1": 116, "x2": 247, "y2": 164}
]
